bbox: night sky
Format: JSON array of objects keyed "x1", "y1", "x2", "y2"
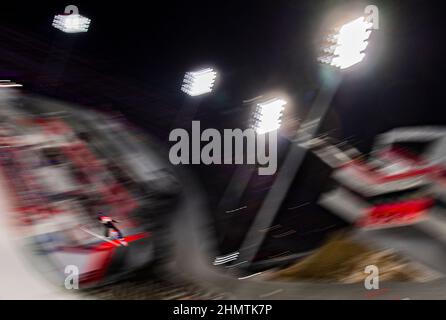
[{"x1": 0, "y1": 0, "x2": 445, "y2": 261}]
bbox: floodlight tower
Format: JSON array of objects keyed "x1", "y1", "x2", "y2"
[
  {"x1": 38, "y1": 6, "x2": 91, "y2": 89},
  {"x1": 214, "y1": 96, "x2": 287, "y2": 244},
  {"x1": 237, "y1": 14, "x2": 376, "y2": 266}
]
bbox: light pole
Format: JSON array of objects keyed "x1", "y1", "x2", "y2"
[
  {"x1": 215, "y1": 96, "x2": 287, "y2": 256},
  {"x1": 236, "y1": 14, "x2": 375, "y2": 266},
  {"x1": 0, "y1": 80, "x2": 22, "y2": 88},
  {"x1": 37, "y1": 5, "x2": 91, "y2": 90}
]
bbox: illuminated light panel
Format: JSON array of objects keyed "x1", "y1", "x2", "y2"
[
  {"x1": 52, "y1": 13, "x2": 91, "y2": 33},
  {"x1": 181, "y1": 68, "x2": 217, "y2": 96},
  {"x1": 0, "y1": 80, "x2": 22, "y2": 88},
  {"x1": 319, "y1": 16, "x2": 373, "y2": 69},
  {"x1": 252, "y1": 98, "x2": 287, "y2": 134}
]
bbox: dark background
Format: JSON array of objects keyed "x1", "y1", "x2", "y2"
[{"x1": 0, "y1": 0, "x2": 444, "y2": 262}]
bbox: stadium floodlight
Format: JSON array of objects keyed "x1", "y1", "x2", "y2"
[
  {"x1": 52, "y1": 8, "x2": 91, "y2": 33},
  {"x1": 319, "y1": 16, "x2": 373, "y2": 69},
  {"x1": 0, "y1": 80, "x2": 22, "y2": 88},
  {"x1": 181, "y1": 68, "x2": 217, "y2": 96},
  {"x1": 252, "y1": 98, "x2": 287, "y2": 134}
]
